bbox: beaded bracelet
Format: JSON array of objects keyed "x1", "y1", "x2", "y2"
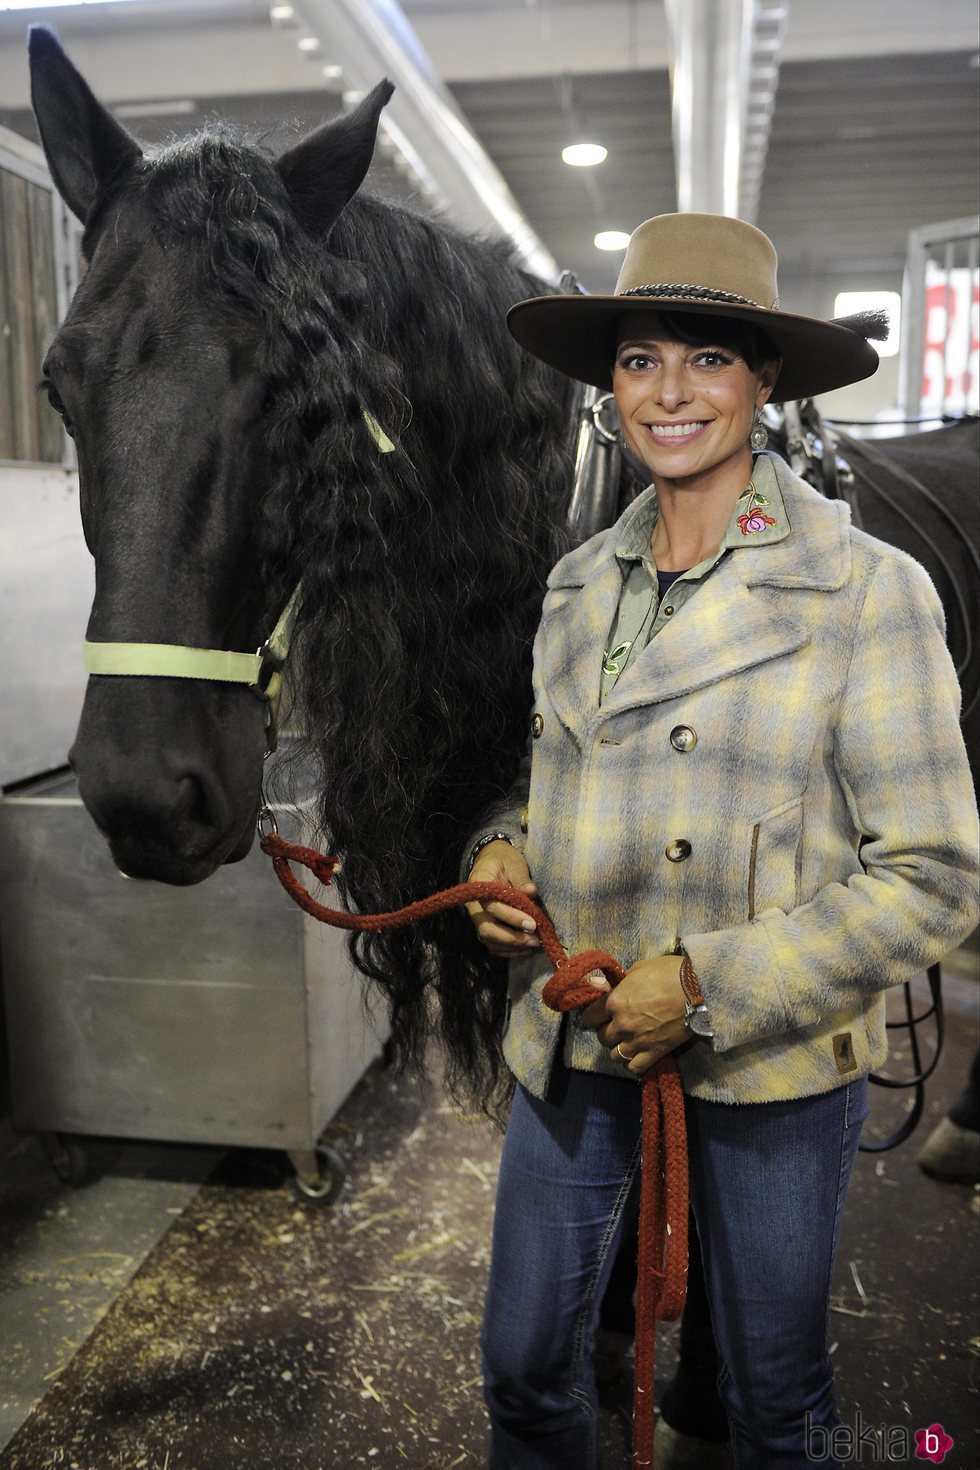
[{"x1": 466, "y1": 831, "x2": 514, "y2": 874}]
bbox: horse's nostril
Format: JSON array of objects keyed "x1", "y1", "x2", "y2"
[{"x1": 175, "y1": 773, "x2": 211, "y2": 827}]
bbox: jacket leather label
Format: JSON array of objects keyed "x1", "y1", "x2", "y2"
[{"x1": 833, "y1": 1032, "x2": 857, "y2": 1073}]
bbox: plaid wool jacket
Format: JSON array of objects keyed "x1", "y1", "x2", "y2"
[{"x1": 480, "y1": 454, "x2": 979, "y2": 1104}]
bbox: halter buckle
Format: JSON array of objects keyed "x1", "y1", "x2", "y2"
[{"x1": 254, "y1": 641, "x2": 285, "y2": 698}]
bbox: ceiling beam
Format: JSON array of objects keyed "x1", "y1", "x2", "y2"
[{"x1": 664, "y1": 0, "x2": 787, "y2": 222}]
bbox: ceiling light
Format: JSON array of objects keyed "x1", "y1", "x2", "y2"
[
  {"x1": 0, "y1": 1, "x2": 136, "y2": 8},
  {"x1": 270, "y1": 5, "x2": 295, "y2": 21},
  {"x1": 297, "y1": 35, "x2": 321, "y2": 53},
  {"x1": 562, "y1": 144, "x2": 608, "y2": 168},
  {"x1": 114, "y1": 99, "x2": 197, "y2": 119},
  {"x1": 322, "y1": 64, "x2": 344, "y2": 80},
  {"x1": 595, "y1": 231, "x2": 630, "y2": 252}
]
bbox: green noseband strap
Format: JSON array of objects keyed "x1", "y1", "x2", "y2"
[{"x1": 83, "y1": 643, "x2": 267, "y2": 682}]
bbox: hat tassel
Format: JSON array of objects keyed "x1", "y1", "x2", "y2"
[{"x1": 831, "y1": 308, "x2": 890, "y2": 342}]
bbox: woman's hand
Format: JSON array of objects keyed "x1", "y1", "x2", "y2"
[
  {"x1": 579, "y1": 956, "x2": 690, "y2": 1073},
  {"x1": 465, "y1": 841, "x2": 541, "y2": 958}
]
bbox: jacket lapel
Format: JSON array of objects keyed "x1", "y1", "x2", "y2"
[
  {"x1": 538, "y1": 461, "x2": 853, "y2": 734},
  {"x1": 601, "y1": 560, "x2": 809, "y2": 715},
  {"x1": 537, "y1": 527, "x2": 622, "y2": 730}
]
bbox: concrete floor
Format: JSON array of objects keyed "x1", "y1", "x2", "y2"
[{"x1": 0, "y1": 959, "x2": 977, "y2": 1470}]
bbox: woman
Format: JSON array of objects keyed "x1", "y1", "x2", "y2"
[{"x1": 463, "y1": 213, "x2": 979, "y2": 1469}]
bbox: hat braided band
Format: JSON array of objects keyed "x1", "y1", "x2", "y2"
[{"x1": 620, "y1": 283, "x2": 778, "y2": 310}]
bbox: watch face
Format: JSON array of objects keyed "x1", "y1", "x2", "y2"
[{"x1": 687, "y1": 1008, "x2": 714, "y2": 1039}]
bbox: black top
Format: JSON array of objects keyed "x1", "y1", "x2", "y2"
[{"x1": 657, "y1": 569, "x2": 688, "y2": 597}]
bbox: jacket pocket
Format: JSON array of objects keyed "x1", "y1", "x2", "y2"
[{"x1": 748, "y1": 797, "x2": 803, "y2": 919}]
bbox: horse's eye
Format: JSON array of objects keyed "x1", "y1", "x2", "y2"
[{"x1": 39, "y1": 378, "x2": 75, "y2": 436}]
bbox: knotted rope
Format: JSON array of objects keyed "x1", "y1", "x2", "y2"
[{"x1": 261, "y1": 829, "x2": 689, "y2": 1469}]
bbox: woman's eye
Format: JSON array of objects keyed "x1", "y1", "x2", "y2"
[
  {"x1": 619, "y1": 352, "x2": 654, "y2": 371},
  {"x1": 695, "y1": 350, "x2": 734, "y2": 368}
]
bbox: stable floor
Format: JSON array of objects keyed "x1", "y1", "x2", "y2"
[{"x1": 0, "y1": 963, "x2": 977, "y2": 1470}]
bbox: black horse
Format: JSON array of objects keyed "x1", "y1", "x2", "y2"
[
  {"x1": 27, "y1": 28, "x2": 978, "y2": 1118},
  {"x1": 28, "y1": 26, "x2": 585, "y2": 1111}
]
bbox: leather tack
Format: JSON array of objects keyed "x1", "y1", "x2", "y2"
[
  {"x1": 665, "y1": 839, "x2": 692, "y2": 863},
  {"x1": 669, "y1": 725, "x2": 697, "y2": 752},
  {"x1": 531, "y1": 712, "x2": 544, "y2": 738}
]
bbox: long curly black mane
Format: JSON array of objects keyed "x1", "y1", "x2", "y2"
[
  {"x1": 142, "y1": 130, "x2": 579, "y2": 1113},
  {"x1": 292, "y1": 196, "x2": 577, "y2": 1113}
]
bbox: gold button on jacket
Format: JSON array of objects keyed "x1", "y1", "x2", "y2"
[{"x1": 670, "y1": 725, "x2": 697, "y2": 752}]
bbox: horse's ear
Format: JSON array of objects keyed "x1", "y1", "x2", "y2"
[
  {"x1": 276, "y1": 79, "x2": 394, "y2": 234},
  {"x1": 28, "y1": 25, "x2": 142, "y2": 224}
]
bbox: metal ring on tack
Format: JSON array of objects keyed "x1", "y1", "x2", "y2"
[{"x1": 256, "y1": 805, "x2": 279, "y2": 838}]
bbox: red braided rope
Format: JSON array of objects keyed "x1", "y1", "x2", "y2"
[{"x1": 261, "y1": 830, "x2": 688, "y2": 1468}]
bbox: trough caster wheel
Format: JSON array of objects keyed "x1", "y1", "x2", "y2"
[
  {"x1": 43, "y1": 1133, "x2": 91, "y2": 1188},
  {"x1": 289, "y1": 1143, "x2": 346, "y2": 1205}
]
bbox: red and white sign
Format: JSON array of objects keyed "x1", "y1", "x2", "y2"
[{"x1": 920, "y1": 260, "x2": 980, "y2": 415}]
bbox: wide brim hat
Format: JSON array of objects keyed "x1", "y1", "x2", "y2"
[{"x1": 507, "y1": 213, "x2": 884, "y2": 403}]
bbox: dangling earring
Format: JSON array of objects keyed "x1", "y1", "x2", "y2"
[{"x1": 750, "y1": 410, "x2": 768, "y2": 452}]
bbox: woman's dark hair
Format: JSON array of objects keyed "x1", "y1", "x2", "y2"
[{"x1": 614, "y1": 309, "x2": 779, "y2": 372}]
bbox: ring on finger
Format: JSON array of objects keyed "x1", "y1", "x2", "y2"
[{"x1": 614, "y1": 1042, "x2": 630, "y2": 1065}]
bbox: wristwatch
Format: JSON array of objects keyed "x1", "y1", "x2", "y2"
[{"x1": 679, "y1": 953, "x2": 714, "y2": 1039}]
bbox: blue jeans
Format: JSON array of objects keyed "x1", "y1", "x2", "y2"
[{"x1": 481, "y1": 1063, "x2": 869, "y2": 1469}]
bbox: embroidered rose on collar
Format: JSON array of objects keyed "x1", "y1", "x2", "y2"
[
  {"x1": 737, "y1": 482, "x2": 777, "y2": 536},
  {"x1": 738, "y1": 507, "x2": 778, "y2": 535}
]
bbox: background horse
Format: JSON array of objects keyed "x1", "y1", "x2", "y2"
[
  {"x1": 27, "y1": 29, "x2": 978, "y2": 1120},
  {"x1": 769, "y1": 407, "x2": 979, "y2": 789}
]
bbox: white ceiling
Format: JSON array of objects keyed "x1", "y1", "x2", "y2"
[{"x1": 1, "y1": 0, "x2": 977, "y2": 300}]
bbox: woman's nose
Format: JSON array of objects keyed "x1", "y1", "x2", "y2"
[{"x1": 656, "y1": 364, "x2": 692, "y2": 410}]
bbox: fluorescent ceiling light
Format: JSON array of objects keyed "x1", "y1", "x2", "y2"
[
  {"x1": 115, "y1": 99, "x2": 197, "y2": 119},
  {"x1": 0, "y1": 0, "x2": 137, "y2": 8},
  {"x1": 595, "y1": 231, "x2": 630, "y2": 252},
  {"x1": 562, "y1": 143, "x2": 608, "y2": 168}
]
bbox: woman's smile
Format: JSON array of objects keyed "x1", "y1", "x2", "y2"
[{"x1": 642, "y1": 418, "x2": 711, "y2": 446}]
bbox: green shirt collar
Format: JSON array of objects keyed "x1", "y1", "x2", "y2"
[{"x1": 614, "y1": 453, "x2": 791, "y2": 575}]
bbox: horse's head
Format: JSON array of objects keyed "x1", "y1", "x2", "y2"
[{"x1": 29, "y1": 27, "x2": 392, "y2": 883}]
